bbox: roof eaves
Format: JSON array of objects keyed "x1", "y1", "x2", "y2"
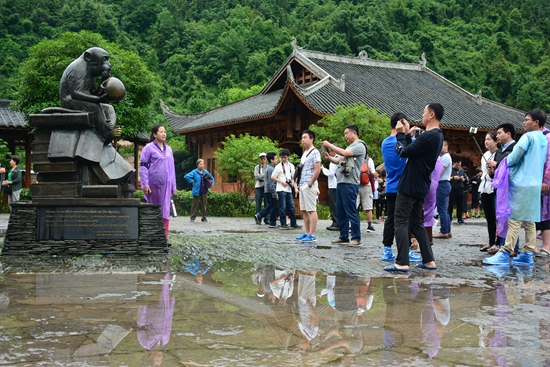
[{"x1": 168, "y1": 86, "x2": 289, "y2": 134}]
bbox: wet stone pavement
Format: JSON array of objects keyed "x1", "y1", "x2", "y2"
[{"x1": 1, "y1": 213, "x2": 550, "y2": 366}]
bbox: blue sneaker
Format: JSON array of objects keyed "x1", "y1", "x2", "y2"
[
  {"x1": 511, "y1": 252, "x2": 534, "y2": 266},
  {"x1": 482, "y1": 250, "x2": 511, "y2": 265},
  {"x1": 301, "y1": 234, "x2": 317, "y2": 243},
  {"x1": 408, "y1": 249, "x2": 422, "y2": 262},
  {"x1": 295, "y1": 233, "x2": 308, "y2": 241},
  {"x1": 381, "y1": 247, "x2": 395, "y2": 261}
]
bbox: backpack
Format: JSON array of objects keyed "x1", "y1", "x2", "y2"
[
  {"x1": 360, "y1": 162, "x2": 371, "y2": 185},
  {"x1": 360, "y1": 159, "x2": 375, "y2": 191}
]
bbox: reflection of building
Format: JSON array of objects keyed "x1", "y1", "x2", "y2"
[{"x1": 163, "y1": 44, "x2": 525, "y2": 199}]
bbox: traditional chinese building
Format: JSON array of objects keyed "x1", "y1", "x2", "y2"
[
  {"x1": 162, "y1": 44, "x2": 525, "y2": 196},
  {"x1": 0, "y1": 100, "x2": 33, "y2": 189}
]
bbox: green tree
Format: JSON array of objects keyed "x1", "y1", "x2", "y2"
[
  {"x1": 13, "y1": 30, "x2": 162, "y2": 138},
  {"x1": 214, "y1": 133, "x2": 279, "y2": 213},
  {"x1": 308, "y1": 104, "x2": 391, "y2": 165}
]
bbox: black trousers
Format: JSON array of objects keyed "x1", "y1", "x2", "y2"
[
  {"x1": 448, "y1": 188, "x2": 464, "y2": 222},
  {"x1": 382, "y1": 193, "x2": 397, "y2": 247},
  {"x1": 394, "y1": 192, "x2": 434, "y2": 266},
  {"x1": 328, "y1": 188, "x2": 338, "y2": 226},
  {"x1": 481, "y1": 192, "x2": 497, "y2": 246}
]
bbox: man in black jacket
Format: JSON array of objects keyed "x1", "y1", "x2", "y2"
[
  {"x1": 448, "y1": 158, "x2": 468, "y2": 225},
  {"x1": 384, "y1": 103, "x2": 444, "y2": 272},
  {"x1": 486, "y1": 122, "x2": 516, "y2": 252},
  {"x1": 487, "y1": 123, "x2": 516, "y2": 176}
]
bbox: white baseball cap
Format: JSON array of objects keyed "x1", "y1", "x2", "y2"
[{"x1": 258, "y1": 152, "x2": 267, "y2": 158}]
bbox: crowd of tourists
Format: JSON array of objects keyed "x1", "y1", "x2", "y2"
[{"x1": 251, "y1": 105, "x2": 549, "y2": 272}]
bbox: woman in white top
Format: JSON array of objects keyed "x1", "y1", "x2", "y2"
[{"x1": 479, "y1": 132, "x2": 499, "y2": 252}]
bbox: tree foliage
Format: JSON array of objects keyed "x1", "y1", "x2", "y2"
[
  {"x1": 309, "y1": 104, "x2": 391, "y2": 165},
  {"x1": 12, "y1": 31, "x2": 162, "y2": 138},
  {"x1": 2, "y1": 0, "x2": 550, "y2": 116},
  {"x1": 214, "y1": 134, "x2": 279, "y2": 211}
]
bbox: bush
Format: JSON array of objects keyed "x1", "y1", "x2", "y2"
[{"x1": 173, "y1": 191, "x2": 249, "y2": 217}]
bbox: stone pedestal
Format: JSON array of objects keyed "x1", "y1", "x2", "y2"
[
  {"x1": 3, "y1": 110, "x2": 168, "y2": 257},
  {"x1": 4, "y1": 200, "x2": 168, "y2": 256}
]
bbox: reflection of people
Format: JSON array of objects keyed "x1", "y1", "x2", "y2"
[
  {"x1": 297, "y1": 270, "x2": 318, "y2": 353},
  {"x1": 185, "y1": 159, "x2": 214, "y2": 223},
  {"x1": 137, "y1": 272, "x2": 175, "y2": 365},
  {"x1": 183, "y1": 256, "x2": 212, "y2": 285},
  {"x1": 1, "y1": 155, "x2": 22, "y2": 209},
  {"x1": 140, "y1": 125, "x2": 177, "y2": 239},
  {"x1": 269, "y1": 268, "x2": 295, "y2": 306}
]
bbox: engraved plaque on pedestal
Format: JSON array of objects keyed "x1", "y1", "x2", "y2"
[{"x1": 37, "y1": 206, "x2": 138, "y2": 240}]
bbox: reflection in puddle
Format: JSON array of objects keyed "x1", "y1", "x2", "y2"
[{"x1": 0, "y1": 260, "x2": 550, "y2": 366}]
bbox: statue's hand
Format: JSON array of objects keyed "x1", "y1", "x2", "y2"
[{"x1": 113, "y1": 127, "x2": 122, "y2": 138}]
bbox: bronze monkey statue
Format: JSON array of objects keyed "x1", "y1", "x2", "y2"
[{"x1": 59, "y1": 47, "x2": 119, "y2": 142}]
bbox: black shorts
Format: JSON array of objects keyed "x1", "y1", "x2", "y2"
[{"x1": 536, "y1": 220, "x2": 550, "y2": 231}]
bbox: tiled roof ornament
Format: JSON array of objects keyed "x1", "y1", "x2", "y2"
[
  {"x1": 358, "y1": 50, "x2": 368, "y2": 60},
  {"x1": 475, "y1": 90, "x2": 483, "y2": 105},
  {"x1": 291, "y1": 36, "x2": 302, "y2": 50},
  {"x1": 420, "y1": 52, "x2": 427, "y2": 69},
  {"x1": 286, "y1": 65, "x2": 295, "y2": 82}
]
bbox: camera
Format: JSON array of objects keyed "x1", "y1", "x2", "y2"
[{"x1": 286, "y1": 179, "x2": 294, "y2": 191}]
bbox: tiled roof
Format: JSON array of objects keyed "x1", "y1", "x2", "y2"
[
  {"x1": 292, "y1": 50, "x2": 524, "y2": 131},
  {"x1": 0, "y1": 100, "x2": 26, "y2": 128},
  {"x1": 162, "y1": 89, "x2": 285, "y2": 133},
  {"x1": 163, "y1": 47, "x2": 525, "y2": 134}
]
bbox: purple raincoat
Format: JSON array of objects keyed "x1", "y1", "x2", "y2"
[
  {"x1": 491, "y1": 157, "x2": 511, "y2": 238},
  {"x1": 137, "y1": 272, "x2": 175, "y2": 350},
  {"x1": 424, "y1": 157, "x2": 444, "y2": 226},
  {"x1": 140, "y1": 142, "x2": 177, "y2": 220},
  {"x1": 541, "y1": 127, "x2": 550, "y2": 221}
]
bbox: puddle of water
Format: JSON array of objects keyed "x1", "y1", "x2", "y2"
[{"x1": 1, "y1": 260, "x2": 550, "y2": 366}]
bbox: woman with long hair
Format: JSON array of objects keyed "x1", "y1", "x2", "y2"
[
  {"x1": 184, "y1": 158, "x2": 214, "y2": 222},
  {"x1": 479, "y1": 132, "x2": 499, "y2": 253},
  {"x1": 140, "y1": 125, "x2": 177, "y2": 239}
]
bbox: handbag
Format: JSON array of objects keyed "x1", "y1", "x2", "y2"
[
  {"x1": 204, "y1": 174, "x2": 213, "y2": 188},
  {"x1": 3, "y1": 185, "x2": 12, "y2": 195}
]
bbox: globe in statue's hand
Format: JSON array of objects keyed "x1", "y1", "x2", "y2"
[{"x1": 99, "y1": 77, "x2": 126, "y2": 103}]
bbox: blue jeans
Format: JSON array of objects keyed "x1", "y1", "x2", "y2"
[
  {"x1": 436, "y1": 181, "x2": 451, "y2": 234},
  {"x1": 336, "y1": 183, "x2": 361, "y2": 241},
  {"x1": 258, "y1": 192, "x2": 274, "y2": 222},
  {"x1": 277, "y1": 191, "x2": 296, "y2": 226}
]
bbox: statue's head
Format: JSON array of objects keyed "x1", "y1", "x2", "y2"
[{"x1": 83, "y1": 47, "x2": 111, "y2": 78}]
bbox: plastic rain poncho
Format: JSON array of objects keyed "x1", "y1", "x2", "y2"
[
  {"x1": 492, "y1": 157, "x2": 511, "y2": 238},
  {"x1": 541, "y1": 127, "x2": 550, "y2": 221},
  {"x1": 140, "y1": 141, "x2": 177, "y2": 220},
  {"x1": 424, "y1": 157, "x2": 443, "y2": 227},
  {"x1": 505, "y1": 130, "x2": 547, "y2": 222}
]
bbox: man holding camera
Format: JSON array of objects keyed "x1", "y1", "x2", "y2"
[
  {"x1": 322, "y1": 125, "x2": 367, "y2": 247},
  {"x1": 384, "y1": 103, "x2": 444, "y2": 272},
  {"x1": 272, "y1": 148, "x2": 300, "y2": 229}
]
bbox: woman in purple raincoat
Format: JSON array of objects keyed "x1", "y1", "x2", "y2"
[{"x1": 140, "y1": 125, "x2": 177, "y2": 239}]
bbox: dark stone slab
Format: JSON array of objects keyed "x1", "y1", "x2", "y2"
[
  {"x1": 33, "y1": 162, "x2": 79, "y2": 173},
  {"x1": 37, "y1": 206, "x2": 138, "y2": 240},
  {"x1": 29, "y1": 112, "x2": 92, "y2": 129},
  {"x1": 81, "y1": 185, "x2": 120, "y2": 198},
  {"x1": 3, "y1": 201, "x2": 168, "y2": 256},
  {"x1": 30, "y1": 182, "x2": 80, "y2": 197}
]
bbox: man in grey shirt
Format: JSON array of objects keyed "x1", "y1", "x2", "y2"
[{"x1": 322, "y1": 124, "x2": 367, "y2": 247}]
